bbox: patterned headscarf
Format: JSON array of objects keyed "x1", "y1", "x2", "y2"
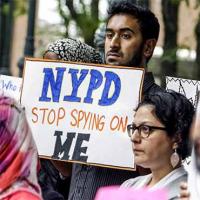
[
  {"x1": 0, "y1": 96, "x2": 41, "y2": 199},
  {"x1": 46, "y1": 38, "x2": 102, "y2": 64}
]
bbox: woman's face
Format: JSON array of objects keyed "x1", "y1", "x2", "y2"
[{"x1": 131, "y1": 104, "x2": 175, "y2": 170}]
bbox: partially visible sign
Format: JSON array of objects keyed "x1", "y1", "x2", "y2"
[
  {"x1": 166, "y1": 76, "x2": 200, "y2": 108},
  {"x1": 21, "y1": 58, "x2": 144, "y2": 169},
  {"x1": 0, "y1": 75, "x2": 22, "y2": 101}
]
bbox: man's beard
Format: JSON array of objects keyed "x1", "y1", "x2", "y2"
[{"x1": 126, "y1": 43, "x2": 144, "y2": 67}]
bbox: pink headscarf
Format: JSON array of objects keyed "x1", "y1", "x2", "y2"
[{"x1": 0, "y1": 96, "x2": 41, "y2": 199}]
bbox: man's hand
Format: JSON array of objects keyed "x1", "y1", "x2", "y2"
[{"x1": 51, "y1": 159, "x2": 72, "y2": 177}]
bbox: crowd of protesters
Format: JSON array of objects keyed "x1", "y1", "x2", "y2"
[{"x1": 0, "y1": 1, "x2": 200, "y2": 200}]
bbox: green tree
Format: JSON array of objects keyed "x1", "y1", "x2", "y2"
[
  {"x1": 0, "y1": 0, "x2": 27, "y2": 74},
  {"x1": 195, "y1": 14, "x2": 200, "y2": 79},
  {"x1": 161, "y1": 0, "x2": 200, "y2": 84},
  {"x1": 57, "y1": 0, "x2": 101, "y2": 46},
  {"x1": 13, "y1": 0, "x2": 27, "y2": 17},
  {"x1": 193, "y1": 0, "x2": 200, "y2": 79},
  {"x1": 161, "y1": 0, "x2": 180, "y2": 87}
]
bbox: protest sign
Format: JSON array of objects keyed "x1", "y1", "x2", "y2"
[
  {"x1": 0, "y1": 75, "x2": 22, "y2": 101},
  {"x1": 21, "y1": 58, "x2": 144, "y2": 169},
  {"x1": 166, "y1": 76, "x2": 200, "y2": 108},
  {"x1": 94, "y1": 186, "x2": 167, "y2": 200}
]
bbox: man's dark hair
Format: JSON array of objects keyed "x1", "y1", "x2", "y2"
[
  {"x1": 107, "y1": 1, "x2": 160, "y2": 41},
  {"x1": 137, "y1": 90, "x2": 194, "y2": 159}
]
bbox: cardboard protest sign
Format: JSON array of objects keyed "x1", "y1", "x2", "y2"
[
  {"x1": 166, "y1": 76, "x2": 200, "y2": 108},
  {"x1": 0, "y1": 75, "x2": 22, "y2": 101},
  {"x1": 21, "y1": 58, "x2": 144, "y2": 169},
  {"x1": 95, "y1": 186, "x2": 167, "y2": 200}
]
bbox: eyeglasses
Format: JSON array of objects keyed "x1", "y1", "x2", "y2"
[{"x1": 127, "y1": 123, "x2": 166, "y2": 139}]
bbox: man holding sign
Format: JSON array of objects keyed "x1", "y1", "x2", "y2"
[
  {"x1": 35, "y1": 1, "x2": 163, "y2": 200},
  {"x1": 66, "y1": 1, "x2": 164, "y2": 200}
]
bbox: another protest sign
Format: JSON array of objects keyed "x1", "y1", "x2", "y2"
[
  {"x1": 21, "y1": 58, "x2": 144, "y2": 170},
  {"x1": 0, "y1": 75, "x2": 22, "y2": 101},
  {"x1": 166, "y1": 76, "x2": 200, "y2": 108}
]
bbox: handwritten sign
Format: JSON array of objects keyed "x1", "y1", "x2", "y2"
[
  {"x1": 166, "y1": 76, "x2": 200, "y2": 108},
  {"x1": 95, "y1": 186, "x2": 167, "y2": 200},
  {"x1": 0, "y1": 75, "x2": 22, "y2": 101},
  {"x1": 21, "y1": 58, "x2": 144, "y2": 169}
]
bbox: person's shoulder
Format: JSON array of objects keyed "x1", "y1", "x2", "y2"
[
  {"x1": 170, "y1": 171, "x2": 187, "y2": 187},
  {"x1": 121, "y1": 175, "x2": 148, "y2": 188},
  {"x1": 166, "y1": 167, "x2": 188, "y2": 199}
]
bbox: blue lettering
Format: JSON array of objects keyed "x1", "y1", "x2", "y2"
[
  {"x1": 84, "y1": 69, "x2": 103, "y2": 104},
  {"x1": 7, "y1": 81, "x2": 10, "y2": 90},
  {"x1": 39, "y1": 67, "x2": 66, "y2": 102},
  {"x1": 1, "y1": 81, "x2": 16, "y2": 91},
  {"x1": 2, "y1": 80, "x2": 9, "y2": 90},
  {"x1": 64, "y1": 69, "x2": 88, "y2": 102},
  {"x1": 98, "y1": 71, "x2": 121, "y2": 106}
]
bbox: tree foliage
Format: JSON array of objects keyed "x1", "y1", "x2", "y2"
[
  {"x1": 13, "y1": 0, "x2": 27, "y2": 17},
  {"x1": 161, "y1": 0, "x2": 180, "y2": 86},
  {"x1": 57, "y1": 0, "x2": 100, "y2": 46},
  {"x1": 193, "y1": 0, "x2": 200, "y2": 79},
  {"x1": 184, "y1": 0, "x2": 200, "y2": 79},
  {"x1": 195, "y1": 15, "x2": 200, "y2": 79}
]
